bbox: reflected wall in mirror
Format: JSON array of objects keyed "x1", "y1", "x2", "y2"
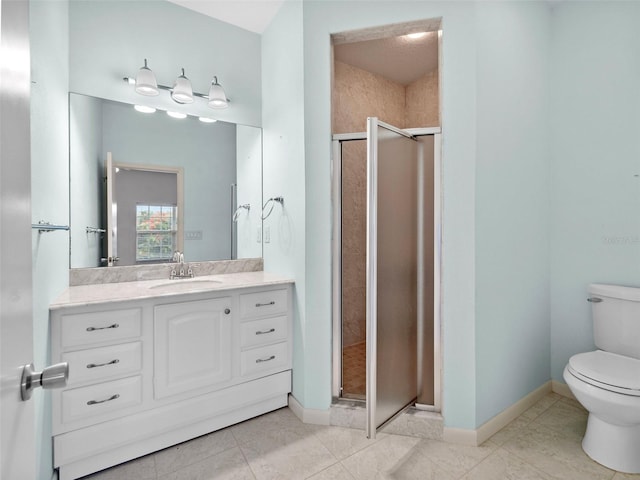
[{"x1": 69, "y1": 93, "x2": 262, "y2": 268}]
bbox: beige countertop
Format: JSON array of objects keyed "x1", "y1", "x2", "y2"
[{"x1": 51, "y1": 271, "x2": 294, "y2": 310}]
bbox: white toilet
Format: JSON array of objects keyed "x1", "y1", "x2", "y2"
[{"x1": 563, "y1": 284, "x2": 640, "y2": 474}]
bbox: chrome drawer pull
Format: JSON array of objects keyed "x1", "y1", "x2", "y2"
[
  {"x1": 256, "y1": 355, "x2": 276, "y2": 364},
  {"x1": 87, "y1": 393, "x2": 120, "y2": 405},
  {"x1": 255, "y1": 301, "x2": 275, "y2": 307},
  {"x1": 86, "y1": 323, "x2": 119, "y2": 332},
  {"x1": 587, "y1": 297, "x2": 603, "y2": 303},
  {"x1": 86, "y1": 359, "x2": 120, "y2": 369},
  {"x1": 256, "y1": 328, "x2": 276, "y2": 335}
]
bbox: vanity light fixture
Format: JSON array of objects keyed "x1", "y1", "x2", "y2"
[
  {"x1": 124, "y1": 59, "x2": 230, "y2": 109},
  {"x1": 166, "y1": 111, "x2": 187, "y2": 119},
  {"x1": 134, "y1": 105, "x2": 156, "y2": 113},
  {"x1": 171, "y1": 68, "x2": 194, "y2": 104},
  {"x1": 134, "y1": 59, "x2": 159, "y2": 96},
  {"x1": 207, "y1": 76, "x2": 228, "y2": 109}
]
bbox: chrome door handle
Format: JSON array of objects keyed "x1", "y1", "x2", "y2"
[{"x1": 20, "y1": 362, "x2": 69, "y2": 401}]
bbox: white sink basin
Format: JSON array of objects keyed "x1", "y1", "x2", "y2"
[{"x1": 148, "y1": 279, "x2": 223, "y2": 292}]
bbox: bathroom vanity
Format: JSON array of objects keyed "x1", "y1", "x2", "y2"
[{"x1": 49, "y1": 272, "x2": 293, "y2": 480}]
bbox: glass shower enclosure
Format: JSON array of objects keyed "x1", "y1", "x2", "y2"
[{"x1": 332, "y1": 118, "x2": 441, "y2": 438}]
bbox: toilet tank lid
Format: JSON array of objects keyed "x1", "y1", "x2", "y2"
[
  {"x1": 589, "y1": 284, "x2": 640, "y2": 302},
  {"x1": 569, "y1": 350, "x2": 640, "y2": 391}
]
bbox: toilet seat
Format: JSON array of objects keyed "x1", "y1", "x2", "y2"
[{"x1": 568, "y1": 350, "x2": 640, "y2": 397}]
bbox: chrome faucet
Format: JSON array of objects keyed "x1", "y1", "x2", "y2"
[{"x1": 170, "y1": 251, "x2": 194, "y2": 279}]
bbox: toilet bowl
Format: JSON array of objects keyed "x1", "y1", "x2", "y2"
[
  {"x1": 563, "y1": 351, "x2": 640, "y2": 473},
  {"x1": 564, "y1": 284, "x2": 640, "y2": 474}
]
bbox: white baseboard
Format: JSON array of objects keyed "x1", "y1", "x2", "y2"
[
  {"x1": 288, "y1": 394, "x2": 331, "y2": 425},
  {"x1": 551, "y1": 379, "x2": 577, "y2": 401},
  {"x1": 442, "y1": 427, "x2": 478, "y2": 446},
  {"x1": 443, "y1": 381, "x2": 552, "y2": 446}
]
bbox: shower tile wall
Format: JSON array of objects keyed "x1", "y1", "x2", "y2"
[
  {"x1": 333, "y1": 61, "x2": 406, "y2": 133},
  {"x1": 406, "y1": 70, "x2": 440, "y2": 128},
  {"x1": 333, "y1": 58, "x2": 439, "y2": 397}
]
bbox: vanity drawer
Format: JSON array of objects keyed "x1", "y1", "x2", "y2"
[
  {"x1": 240, "y1": 342, "x2": 288, "y2": 377},
  {"x1": 62, "y1": 376, "x2": 142, "y2": 424},
  {"x1": 60, "y1": 308, "x2": 142, "y2": 348},
  {"x1": 239, "y1": 289, "x2": 288, "y2": 319},
  {"x1": 240, "y1": 316, "x2": 288, "y2": 348},
  {"x1": 62, "y1": 342, "x2": 142, "y2": 386}
]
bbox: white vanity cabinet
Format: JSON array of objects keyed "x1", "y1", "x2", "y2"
[{"x1": 50, "y1": 279, "x2": 292, "y2": 480}]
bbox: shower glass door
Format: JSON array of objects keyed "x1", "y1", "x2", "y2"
[{"x1": 366, "y1": 118, "x2": 418, "y2": 438}]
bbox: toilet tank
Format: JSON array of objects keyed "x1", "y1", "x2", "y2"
[{"x1": 589, "y1": 284, "x2": 640, "y2": 360}]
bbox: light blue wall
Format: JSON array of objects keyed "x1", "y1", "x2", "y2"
[
  {"x1": 474, "y1": 2, "x2": 551, "y2": 425},
  {"x1": 236, "y1": 125, "x2": 263, "y2": 259},
  {"x1": 69, "y1": 0, "x2": 262, "y2": 127},
  {"x1": 549, "y1": 2, "x2": 640, "y2": 382},
  {"x1": 261, "y1": 0, "x2": 307, "y2": 405},
  {"x1": 30, "y1": 1, "x2": 70, "y2": 478}
]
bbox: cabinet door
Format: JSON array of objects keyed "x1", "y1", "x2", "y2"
[{"x1": 154, "y1": 297, "x2": 232, "y2": 399}]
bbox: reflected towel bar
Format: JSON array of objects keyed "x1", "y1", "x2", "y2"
[{"x1": 32, "y1": 221, "x2": 70, "y2": 233}]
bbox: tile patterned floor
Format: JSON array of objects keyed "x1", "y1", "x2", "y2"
[
  {"x1": 342, "y1": 341, "x2": 366, "y2": 397},
  {"x1": 79, "y1": 393, "x2": 640, "y2": 480}
]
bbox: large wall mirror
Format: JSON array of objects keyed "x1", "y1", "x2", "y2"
[{"x1": 69, "y1": 93, "x2": 263, "y2": 268}]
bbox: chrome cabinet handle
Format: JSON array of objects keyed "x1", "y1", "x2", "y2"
[
  {"x1": 256, "y1": 355, "x2": 276, "y2": 364},
  {"x1": 224, "y1": 308, "x2": 231, "y2": 315},
  {"x1": 86, "y1": 359, "x2": 120, "y2": 369},
  {"x1": 256, "y1": 328, "x2": 275, "y2": 335},
  {"x1": 87, "y1": 394, "x2": 120, "y2": 405},
  {"x1": 255, "y1": 301, "x2": 275, "y2": 307},
  {"x1": 86, "y1": 323, "x2": 119, "y2": 332},
  {"x1": 587, "y1": 297, "x2": 603, "y2": 303}
]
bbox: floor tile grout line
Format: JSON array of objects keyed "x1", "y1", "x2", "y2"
[
  {"x1": 230, "y1": 418, "x2": 274, "y2": 480},
  {"x1": 499, "y1": 421, "x2": 616, "y2": 480},
  {"x1": 451, "y1": 445, "x2": 500, "y2": 480},
  {"x1": 301, "y1": 457, "x2": 343, "y2": 480},
  {"x1": 494, "y1": 445, "x2": 558, "y2": 480},
  {"x1": 235, "y1": 442, "x2": 259, "y2": 480},
  {"x1": 523, "y1": 395, "x2": 563, "y2": 423},
  {"x1": 426, "y1": 438, "x2": 500, "y2": 480},
  {"x1": 310, "y1": 424, "x2": 387, "y2": 463},
  {"x1": 152, "y1": 429, "x2": 240, "y2": 477}
]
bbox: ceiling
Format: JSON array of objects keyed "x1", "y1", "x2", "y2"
[
  {"x1": 334, "y1": 32, "x2": 439, "y2": 86},
  {"x1": 165, "y1": 1, "x2": 438, "y2": 85},
  {"x1": 167, "y1": 0, "x2": 285, "y2": 34}
]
